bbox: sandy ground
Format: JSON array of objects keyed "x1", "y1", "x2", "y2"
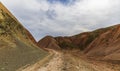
[
  {"x1": 38, "y1": 51, "x2": 63, "y2": 71},
  {"x1": 21, "y1": 50, "x2": 120, "y2": 71}
]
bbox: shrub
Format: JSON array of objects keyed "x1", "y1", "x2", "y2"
[{"x1": 59, "y1": 42, "x2": 77, "y2": 49}]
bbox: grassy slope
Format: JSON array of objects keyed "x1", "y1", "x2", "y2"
[
  {"x1": 0, "y1": 3, "x2": 48, "y2": 71},
  {"x1": 0, "y1": 39, "x2": 48, "y2": 71}
]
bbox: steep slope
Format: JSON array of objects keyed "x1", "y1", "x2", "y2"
[
  {"x1": 85, "y1": 24, "x2": 120, "y2": 60},
  {"x1": 0, "y1": 2, "x2": 48, "y2": 71},
  {"x1": 0, "y1": 2, "x2": 37, "y2": 45}
]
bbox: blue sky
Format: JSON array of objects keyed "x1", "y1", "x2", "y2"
[
  {"x1": 47, "y1": 0, "x2": 77, "y2": 5},
  {"x1": 0, "y1": 0, "x2": 120, "y2": 41}
]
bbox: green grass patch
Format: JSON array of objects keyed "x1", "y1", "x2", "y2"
[{"x1": 0, "y1": 39, "x2": 48, "y2": 71}]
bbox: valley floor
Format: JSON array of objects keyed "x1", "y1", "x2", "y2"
[{"x1": 21, "y1": 49, "x2": 120, "y2": 71}]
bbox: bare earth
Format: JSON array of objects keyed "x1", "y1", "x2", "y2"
[{"x1": 21, "y1": 50, "x2": 120, "y2": 71}]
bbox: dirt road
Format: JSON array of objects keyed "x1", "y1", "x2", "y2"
[{"x1": 21, "y1": 50, "x2": 119, "y2": 71}]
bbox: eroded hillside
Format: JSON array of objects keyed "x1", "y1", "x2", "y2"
[{"x1": 38, "y1": 24, "x2": 120, "y2": 61}]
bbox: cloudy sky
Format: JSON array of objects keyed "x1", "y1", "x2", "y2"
[{"x1": 0, "y1": 0, "x2": 120, "y2": 41}]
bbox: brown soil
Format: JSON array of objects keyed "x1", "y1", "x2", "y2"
[{"x1": 21, "y1": 49, "x2": 120, "y2": 71}]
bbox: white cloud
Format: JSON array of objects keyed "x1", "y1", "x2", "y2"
[{"x1": 0, "y1": 0, "x2": 120, "y2": 41}]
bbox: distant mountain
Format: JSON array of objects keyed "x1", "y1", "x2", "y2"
[
  {"x1": 38, "y1": 24, "x2": 120, "y2": 61},
  {"x1": 0, "y1": 2, "x2": 48, "y2": 71},
  {"x1": 38, "y1": 25, "x2": 112, "y2": 50},
  {"x1": 38, "y1": 36, "x2": 61, "y2": 50}
]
